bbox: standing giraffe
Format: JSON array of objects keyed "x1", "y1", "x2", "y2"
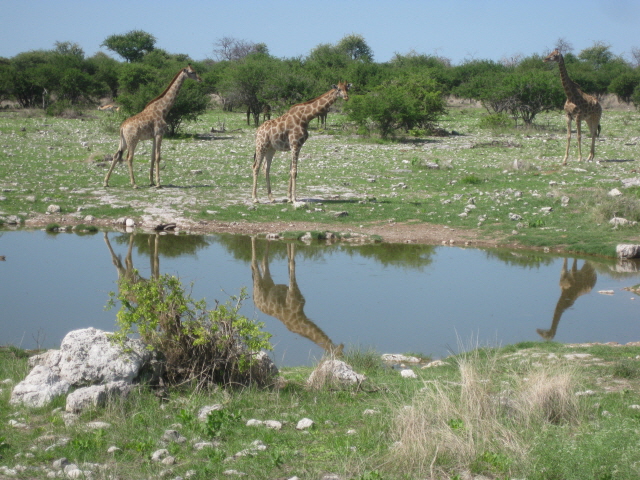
[
  {"x1": 252, "y1": 82, "x2": 351, "y2": 203},
  {"x1": 251, "y1": 237, "x2": 343, "y2": 356},
  {"x1": 103, "y1": 65, "x2": 201, "y2": 188},
  {"x1": 544, "y1": 49, "x2": 602, "y2": 164}
]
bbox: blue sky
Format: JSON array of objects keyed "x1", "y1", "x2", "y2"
[{"x1": 1, "y1": 0, "x2": 639, "y2": 64}]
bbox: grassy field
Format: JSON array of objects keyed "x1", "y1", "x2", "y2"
[
  {"x1": 2, "y1": 342, "x2": 640, "y2": 479},
  {"x1": 0, "y1": 102, "x2": 639, "y2": 256}
]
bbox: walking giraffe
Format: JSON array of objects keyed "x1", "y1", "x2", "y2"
[
  {"x1": 103, "y1": 65, "x2": 201, "y2": 188},
  {"x1": 252, "y1": 82, "x2": 351, "y2": 203},
  {"x1": 544, "y1": 48, "x2": 602, "y2": 164}
]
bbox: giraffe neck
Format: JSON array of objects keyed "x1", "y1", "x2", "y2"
[
  {"x1": 556, "y1": 55, "x2": 581, "y2": 103},
  {"x1": 291, "y1": 88, "x2": 339, "y2": 124},
  {"x1": 146, "y1": 70, "x2": 187, "y2": 117}
]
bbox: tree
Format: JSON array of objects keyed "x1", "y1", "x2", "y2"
[
  {"x1": 336, "y1": 34, "x2": 373, "y2": 62},
  {"x1": 212, "y1": 37, "x2": 267, "y2": 62},
  {"x1": 102, "y1": 30, "x2": 156, "y2": 63},
  {"x1": 219, "y1": 53, "x2": 278, "y2": 126},
  {"x1": 345, "y1": 74, "x2": 446, "y2": 138},
  {"x1": 610, "y1": 72, "x2": 640, "y2": 103}
]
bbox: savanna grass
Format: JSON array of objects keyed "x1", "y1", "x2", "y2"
[{"x1": 0, "y1": 103, "x2": 638, "y2": 255}]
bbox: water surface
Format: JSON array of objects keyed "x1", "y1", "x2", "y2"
[{"x1": 1, "y1": 229, "x2": 638, "y2": 366}]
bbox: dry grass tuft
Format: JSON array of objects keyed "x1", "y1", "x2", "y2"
[{"x1": 389, "y1": 349, "x2": 584, "y2": 477}]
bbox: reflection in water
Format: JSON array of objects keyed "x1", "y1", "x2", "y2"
[
  {"x1": 104, "y1": 232, "x2": 160, "y2": 282},
  {"x1": 537, "y1": 258, "x2": 597, "y2": 340},
  {"x1": 251, "y1": 237, "x2": 343, "y2": 356}
]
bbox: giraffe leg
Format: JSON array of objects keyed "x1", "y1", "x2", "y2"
[
  {"x1": 104, "y1": 148, "x2": 124, "y2": 187},
  {"x1": 264, "y1": 150, "x2": 276, "y2": 203},
  {"x1": 252, "y1": 150, "x2": 264, "y2": 203},
  {"x1": 153, "y1": 135, "x2": 163, "y2": 188},
  {"x1": 576, "y1": 118, "x2": 583, "y2": 162},
  {"x1": 563, "y1": 115, "x2": 571, "y2": 165},
  {"x1": 587, "y1": 118, "x2": 598, "y2": 161},
  {"x1": 127, "y1": 149, "x2": 138, "y2": 188},
  {"x1": 288, "y1": 145, "x2": 300, "y2": 203}
]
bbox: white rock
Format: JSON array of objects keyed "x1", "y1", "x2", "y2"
[
  {"x1": 307, "y1": 360, "x2": 366, "y2": 387},
  {"x1": 381, "y1": 354, "x2": 421, "y2": 364},
  {"x1": 10, "y1": 365, "x2": 71, "y2": 408},
  {"x1": 198, "y1": 404, "x2": 223, "y2": 420},
  {"x1": 608, "y1": 188, "x2": 622, "y2": 197},
  {"x1": 65, "y1": 381, "x2": 130, "y2": 413},
  {"x1": 125, "y1": 218, "x2": 135, "y2": 227},
  {"x1": 162, "y1": 429, "x2": 187, "y2": 443},
  {"x1": 617, "y1": 244, "x2": 640, "y2": 259},
  {"x1": 194, "y1": 442, "x2": 214, "y2": 450},
  {"x1": 246, "y1": 419, "x2": 263, "y2": 427},
  {"x1": 296, "y1": 418, "x2": 314, "y2": 430},
  {"x1": 55, "y1": 328, "x2": 150, "y2": 386},
  {"x1": 422, "y1": 360, "x2": 447, "y2": 368},
  {"x1": 400, "y1": 369, "x2": 418, "y2": 379},
  {"x1": 151, "y1": 449, "x2": 169, "y2": 462},
  {"x1": 47, "y1": 204, "x2": 61, "y2": 214},
  {"x1": 264, "y1": 420, "x2": 282, "y2": 430}
]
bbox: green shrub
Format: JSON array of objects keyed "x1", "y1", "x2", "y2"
[
  {"x1": 479, "y1": 112, "x2": 511, "y2": 129},
  {"x1": 107, "y1": 274, "x2": 272, "y2": 388}
]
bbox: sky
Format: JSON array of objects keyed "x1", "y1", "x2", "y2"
[{"x1": 1, "y1": 0, "x2": 639, "y2": 65}]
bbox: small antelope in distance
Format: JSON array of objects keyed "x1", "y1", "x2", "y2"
[{"x1": 97, "y1": 104, "x2": 120, "y2": 112}]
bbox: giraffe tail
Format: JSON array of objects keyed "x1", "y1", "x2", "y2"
[{"x1": 597, "y1": 124, "x2": 601, "y2": 138}]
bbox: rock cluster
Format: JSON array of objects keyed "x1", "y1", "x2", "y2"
[{"x1": 10, "y1": 327, "x2": 152, "y2": 411}]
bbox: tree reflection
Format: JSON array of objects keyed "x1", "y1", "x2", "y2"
[{"x1": 537, "y1": 258, "x2": 597, "y2": 340}]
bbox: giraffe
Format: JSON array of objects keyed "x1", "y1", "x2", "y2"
[
  {"x1": 251, "y1": 237, "x2": 343, "y2": 356},
  {"x1": 252, "y1": 82, "x2": 352, "y2": 203},
  {"x1": 103, "y1": 65, "x2": 201, "y2": 188},
  {"x1": 543, "y1": 48, "x2": 602, "y2": 164},
  {"x1": 536, "y1": 258, "x2": 596, "y2": 340}
]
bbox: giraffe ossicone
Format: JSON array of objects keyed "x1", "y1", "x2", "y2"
[
  {"x1": 252, "y1": 82, "x2": 352, "y2": 203},
  {"x1": 103, "y1": 65, "x2": 201, "y2": 188},
  {"x1": 543, "y1": 48, "x2": 602, "y2": 165}
]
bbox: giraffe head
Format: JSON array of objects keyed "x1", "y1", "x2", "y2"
[
  {"x1": 184, "y1": 64, "x2": 202, "y2": 82},
  {"x1": 543, "y1": 49, "x2": 562, "y2": 64},
  {"x1": 332, "y1": 82, "x2": 352, "y2": 101}
]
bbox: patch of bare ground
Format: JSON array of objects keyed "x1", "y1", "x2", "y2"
[{"x1": 23, "y1": 212, "x2": 517, "y2": 249}]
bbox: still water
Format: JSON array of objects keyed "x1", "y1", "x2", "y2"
[{"x1": 1, "y1": 229, "x2": 638, "y2": 366}]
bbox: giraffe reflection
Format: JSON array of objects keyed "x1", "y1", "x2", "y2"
[
  {"x1": 251, "y1": 237, "x2": 343, "y2": 356},
  {"x1": 537, "y1": 258, "x2": 597, "y2": 340},
  {"x1": 104, "y1": 232, "x2": 160, "y2": 284}
]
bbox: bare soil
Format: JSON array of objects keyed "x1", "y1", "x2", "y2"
[{"x1": 23, "y1": 212, "x2": 518, "y2": 249}]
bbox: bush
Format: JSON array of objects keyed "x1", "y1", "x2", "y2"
[
  {"x1": 107, "y1": 274, "x2": 272, "y2": 388},
  {"x1": 479, "y1": 112, "x2": 511, "y2": 129},
  {"x1": 345, "y1": 74, "x2": 446, "y2": 138}
]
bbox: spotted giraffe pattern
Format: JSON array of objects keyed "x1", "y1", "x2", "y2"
[
  {"x1": 103, "y1": 65, "x2": 201, "y2": 188},
  {"x1": 544, "y1": 49, "x2": 602, "y2": 164},
  {"x1": 252, "y1": 82, "x2": 351, "y2": 203}
]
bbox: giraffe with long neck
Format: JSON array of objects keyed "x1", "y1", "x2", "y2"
[
  {"x1": 544, "y1": 49, "x2": 602, "y2": 164},
  {"x1": 252, "y1": 82, "x2": 351, "y2": 203},
  {"x1": 103, "y1": 65, "x2": 201, "y2": 188},
  {"x1": 250, "y1": 237, "x2": 343, "y2": 356}
]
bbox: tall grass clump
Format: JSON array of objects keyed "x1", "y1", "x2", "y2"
[
  {"x1": 589, "y1": 190, "x2": 640, "y2": 224},
  {"x1": 388, "y1": 348, "x2": 584, "y2": 478}
]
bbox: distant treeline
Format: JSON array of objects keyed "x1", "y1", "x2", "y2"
[{"x1": 1, "y1": 31, "x2": 638, "y2": 137}]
